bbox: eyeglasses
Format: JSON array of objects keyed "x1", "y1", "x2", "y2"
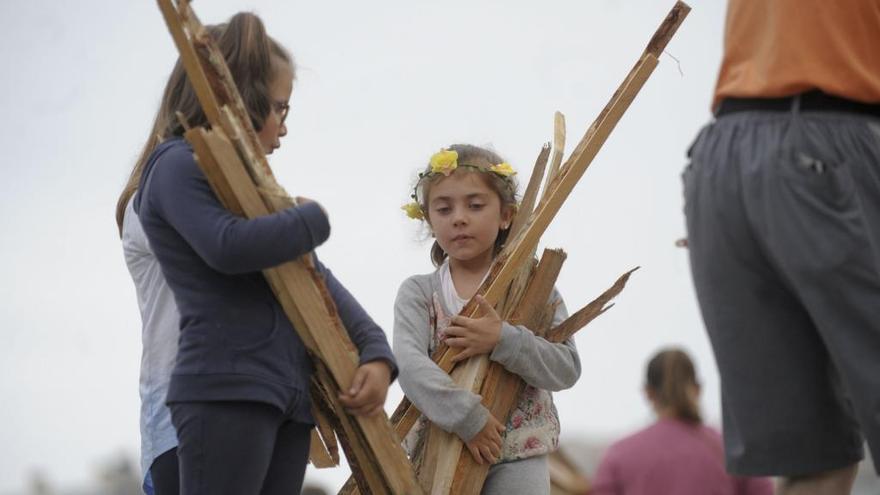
[{"x1": 272, "y1": 100, "x2": 290, "y2": 125}]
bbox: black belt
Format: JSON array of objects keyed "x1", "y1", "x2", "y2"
[{"x1": 716, "y1": 90, "x2": 880, "y2": 119}]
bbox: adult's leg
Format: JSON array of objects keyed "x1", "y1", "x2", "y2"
[
  {"x1": 777, "y1": 464, "x2": 859, "y2": 495},
  {"x1": 149, "y1": 447, "x2": 180, "y2": 495},
  {"x1": 170, "y1": 401, "x2": 284, "y2": 495},
  {"x1": 755, "y1": 113, "x2": 880, "y2": 477},
  {"x1": 684, "y1": 113, "x2": 864, "y2": 476}
]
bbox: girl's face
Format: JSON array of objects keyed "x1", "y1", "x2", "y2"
[
  {"x1": 427, "y1": 171, "x2": 512, "y2": 267},
  {"x1": 258, "y1": 61, "x2": 294, "y2": 155}
]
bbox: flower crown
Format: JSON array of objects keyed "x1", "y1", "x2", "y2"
[{"x1": 401, "y1": 149, "x2": 516, "y2": 220}]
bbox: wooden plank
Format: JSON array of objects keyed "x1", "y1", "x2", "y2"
[
  {"x1": 449, "y1": 250, "x2": 567, "y2": 494},
  {"x1": 509, "y1": 249, "x2": 567, "y2": 330},
  {"x1": 309, "y1": 429, "x2": 336, "y2": 469},
  {"x1": 156, "y1": 0, "x2": 222, "y2": 125},
  {"x1": 548, "y1": 267, "x2": 638, "y2": 344},
  {"x1": 310, "y1": 399, "x2": 340, "y2": 468},
  {"x1": 544, "y1": 112, "x2": 566, "y2": 194},
  {"x1": 508, "y1": 144, "x2": 550, "y2": 240}
]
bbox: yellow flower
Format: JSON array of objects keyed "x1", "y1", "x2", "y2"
[
  {"x1": 489, "y1": 162, "x2": 516, "y2": 177},
  {"x1": 401, "y1": 201, "x2": 425, "y2": 220},
  {"x1": 430, "y1": 149, "x2": 458, "y2": 176}
]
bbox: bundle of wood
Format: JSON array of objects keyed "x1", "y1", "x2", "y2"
[
  {"x1": 341, "y1": 2, "x2": 689, "y2": 493},
  {"x1": 155, "y1": 1, "x2": 421, "y2": 493}
]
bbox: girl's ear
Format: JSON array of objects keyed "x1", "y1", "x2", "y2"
[{"x1": 500, "y1": 205, "x2": 515, "y2": 230}]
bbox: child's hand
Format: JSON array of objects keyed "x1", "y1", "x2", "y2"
[
  {"x1": 465, "y1": 413, "x2": 505, "y2": 465},
  {"x1": 446, "y1": 295, "x2": 502, "y2": 363},
  {"x1": 338, "y1": 360, "x2": 392, "y2": 416}
]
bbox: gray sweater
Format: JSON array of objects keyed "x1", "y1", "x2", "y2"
[{"x1": 394, "y1": 270, "x2": 581, "y2": 443}]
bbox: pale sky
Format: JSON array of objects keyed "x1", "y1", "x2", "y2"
[{"x1": 0, "y1": 0, "x2": 734, "y2": 492}]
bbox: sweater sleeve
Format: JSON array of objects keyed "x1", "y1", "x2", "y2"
[
  {"x1": 488, "y1": 288, "x2": 581, "y2": 392},
  {"x1": 147, "y1": 144, "x2": 330, "y2": 274},
  {"x1": 315, "y1": 258, "x2": 398, "y2": 381},
  {"x1": 393, "y1": 277, "x2": 489, "y2": 442}
]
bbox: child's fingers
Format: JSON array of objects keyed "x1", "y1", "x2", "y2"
[
  {"x1": 348, "y1": 367, "x2": 368, "y2": 396},
  {"x1": 445, "y1": 337, "x2": 468, "y2": 349},
  {"x1": 338, "y1": 394, "x2": 362, "y2": 409},
  {"x1": 475, "y1": 295, "x2": 498, "y2": 318},
  {"x1": 466, "y1": 443, "x2": 484, "y2": 465},
  {"x1": 450, "y1": 348, "x2": 475, "y2": 363},
  {"x1": 479, "y1": 444, "x2": 496, "y2": 464},
  {"x1": 489, "y1": 429, "x2": 502, "y2": 445},
  {"x1": 450, "y1": 315, "x2": 475, "y2": 327},
  {"x1": 365, "y1": 404, "x2": 384, "y2": 417},
  {"x1": 339, "y1": 378, "x2": 371, "y2": 409},
  {"x1": 443, "y1": 325, "x2": 468, "y2": 337}
]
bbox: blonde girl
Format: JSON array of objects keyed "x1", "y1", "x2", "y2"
[{"x1": 394, "y1": 144, "x2": 581, "y2": 494}]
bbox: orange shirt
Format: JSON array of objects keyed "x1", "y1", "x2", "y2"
[{"x1": 713, "y1": 0, "x2": 880, "y2": 110}]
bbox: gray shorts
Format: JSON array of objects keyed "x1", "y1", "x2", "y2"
[{"x1": 683, "y1": 105, "x2": 880, "y2": 476}]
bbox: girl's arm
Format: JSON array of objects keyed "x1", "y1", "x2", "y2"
[
  {"x1": 315, "y1": 258, "x2": 397, "y2": 376},
  {"x1": 393, "y1": 277, "x2": 490, "y2": 442},
  {"x1": 489, "y1": 288, "x2": 581, "y2": 392},
  {"x1": 147, "y1": 143, "x2": 330, "y2": 274}
]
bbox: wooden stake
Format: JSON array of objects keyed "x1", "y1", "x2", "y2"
[
  {"x1": 544, "y1": 111, "x2": 566, "y2": 193},
  {"x1": 508, "y1": 143, "x2": 550, "y2": 240}
]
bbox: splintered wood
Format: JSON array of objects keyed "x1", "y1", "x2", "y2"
[
  {"x1": 156, "y1": 1, "x2": 420, "y2": 493},
  {"x1": 341, "y1": 2, "x2": 689, "y2": 494}
]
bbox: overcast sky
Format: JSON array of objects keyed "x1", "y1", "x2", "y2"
[{"x1": 0, "y1": 0, "x2": 736, "y2": 491}]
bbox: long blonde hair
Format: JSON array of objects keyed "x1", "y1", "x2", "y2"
[{"x1": 115, "y1": 12, "x2": 293, "y2": 235}]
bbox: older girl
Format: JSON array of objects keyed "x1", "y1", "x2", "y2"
[
  {"x1": 592, "y1": 348, "x2": 774, "y2": 495},
  {"x1": 122, "y1": 12, "x2": 395, "y2": 494}
]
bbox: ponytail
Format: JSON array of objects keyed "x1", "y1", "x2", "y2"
[
  {"x1": 115, "y1": 12, "x2": 293, "y2": 236},
  {"x1": 646, "y1": 348, "x2": 701, "y2": 424}
]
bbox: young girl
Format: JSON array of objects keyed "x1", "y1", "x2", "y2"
[
  {"x1": 125, "y1": 12, "x2": 396, "y2": 494},
  {"x1": 394, "y1": 144, "x2": 581, "y2": 494},
  {"x1": 591, "y1": 348, "x2": 774, "y2": 495}
]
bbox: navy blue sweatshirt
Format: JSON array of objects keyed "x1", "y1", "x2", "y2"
[{"x1": 134, "y1": 137, "x2": 396, "y2": 423}]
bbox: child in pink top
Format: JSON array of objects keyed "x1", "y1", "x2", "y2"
[{"x1": 592, "y1": 348, "x2": 774, "y2": 495}]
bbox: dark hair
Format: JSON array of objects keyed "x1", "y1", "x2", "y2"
[
  {"x1": 646, "y1": 348, "x2": 702, "y2": 424},
  {"x1": 416, "y1": 144, "x2": 519, "y2": 267},
  {"x1": 115, "y1": 12, "x2": 294, "y2": 235}
]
